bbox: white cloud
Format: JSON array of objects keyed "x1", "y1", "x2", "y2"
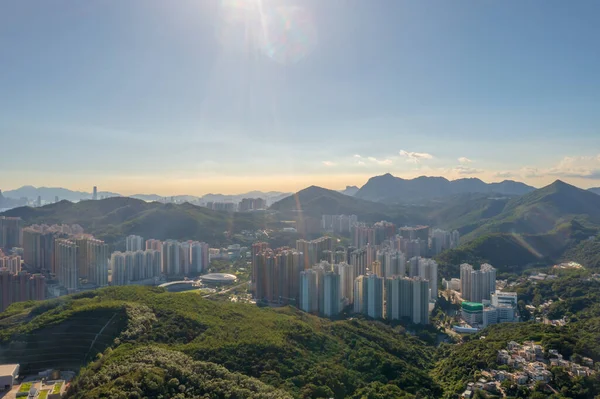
[
  {"x1": 353, "y1": 154, "x2": 362, "y2": 158},
  {"x1": 365, "y1": 156, "x2": 393, "y2": 165},
  {"x1": 322, "y1": 161, "x2": 336, "y2": 167},
  {"x1": 458, "y1": 157, "x2": 473, "y2": 164},
  {"x1": 453, "y1": 165, "x2": 483, "y2": 175},
  {"x1": 399, "y1": 150, "x2": 434, "y2": 163},
  {"x1": 546, "y1": 155, "x2": 600, "y2": 179},
  {"x1": 494, "y1": 171, "x2": 516, "y2": 179},
  {"x1": 357, "y1": 161, "x2": 366, "y2": 166}
]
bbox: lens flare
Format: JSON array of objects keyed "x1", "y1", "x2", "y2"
[
  {"x1": 219, "y1": 0, "x2": 317, "y2": 65},
  {"x1": 258, "y1": 6, "x2": 317, "y2": 65}
]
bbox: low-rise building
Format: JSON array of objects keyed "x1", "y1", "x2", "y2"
[{"x1": 0, "y1": 364, "x2": 19, "y2": 391}]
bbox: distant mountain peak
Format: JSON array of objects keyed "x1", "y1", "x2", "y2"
[{"x1": 355, "y1": 174, "x2": 536, "y2": 203}]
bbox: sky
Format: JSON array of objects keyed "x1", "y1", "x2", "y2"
[{"x1": 1, "y1": 0, "x2": 600, "y2": 195}]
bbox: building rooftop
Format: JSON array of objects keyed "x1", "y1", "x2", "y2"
[
  {"x1": 0, "y1": 363, "x2": 19, "y2": 375},
  {"x1": 462, "y1": 302, "x2": 484, "y2": 311}
]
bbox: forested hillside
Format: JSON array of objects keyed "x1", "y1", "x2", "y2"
[{"x1": 0, "y1": 286, "x2": 440, "y2": 399}]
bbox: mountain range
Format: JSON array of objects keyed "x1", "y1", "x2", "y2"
[
  {"x1": 0, "y1": 198, "x2": 270, "y2": 248},
  {"x1": 4, "y1": 177, "x2": 600, "y2": 207},
  {"x1": 1, "y1": 186, "x2": 291, "y2": 205},
  {"x1": 354, "y1": 174, "x2": 537, "y2": 203}
]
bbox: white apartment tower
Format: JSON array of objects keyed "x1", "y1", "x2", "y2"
[
  {"x1": 322, "y1": 272, "x2": 341, "y2": 317},
  {"x1": 299, "y1": 269, "x2": 319, "y2": 313},
  {"x1": 126, "y1": 235, "x2": 144, "y2": 252},
  {"x1": 87, "y1": 239, "x2": 108, "y2": 287},
  {"x1": 55, "y1": 239, "x2": 78, "y2": 291},
  {"x1": 337, "y1": 262, "x2": 355, "y2": 305},
  {"x1": 417, "y1": 258, "x2": 438, "y2": 299},
  {"x1": 460, "y1": 263, "x2": 496, "y2": 303}
]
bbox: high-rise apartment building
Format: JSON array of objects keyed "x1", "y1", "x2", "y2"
[
  {"x1": 376, "y1": 249, "x2": 406, "y2": 278},
  {"x1": 336, "y1": 262, "x2": 354, "y2": 305},
  {"x1": 322, "y1": 214, "x2": 358, "y2": 234},
  {"x1": 349, "y1": 247, "x2": 369, "y2": 277},
  {"x1": 299, "y1": 269, "x2": 318, "y2": 313},
  {"x1": 23, "y1": 228, "x2": 58, "y2": 272},
  {"x1": 416, "y1": 258, "x2": 438, "y2": 300},
  {"x1": 412, "y1": 277, "x2": 430, "y2": 325},
  {"x1": 179, "y1": 241, "x2": 192, "y2": 275},
  {"x1": 162, "y1": 240, "x2": 181, "y2": 276},
  {"x1": 399, "y1": 225, "x2": 430, "y2": 241},
  {"x1": 385, "y1": 276, "x2": 413, "y2": 321},
  {"x1": 460, "y1": 263, "x2": 497, "y2": 303},
  {"x1": 145, "y1": 239, "x2": 163, "y2": 271},
  {"x1": 353, "y1": 274, "x2": 384, "y2": 319},
  {"x1": 75, "y1": 237, "x2": 90, "y2": 279},
  {"x1": 385, "y1": 276, "x2": 430, "y2": 324},
  {"x1": 322, "y1": 272, "x2": 341, "y2": 317},
  {"x1": 111, "y1": 252, "x2": 128, "y2": 286},
  {"x1": 126, "y1": 235, "x2": 144, "y2": 252},
  {"x1": 296, "y1": 236, "x2": 333, "y2": 270},
  {"x1": 251, "y1": 242, "x2": 269, "y2": 287},
  {"x1": 0, "y1": 217, "x2": 23, "y2": 249},
  {"x1": 110, "y1": 249, "x2": 161, "y2": 286},
  {"x1": 352, "y1": 225, "x2": 374, "y2": 247},
  {"x1": 353, "y1": 275, "x2": 364, "y2": 314},
  {"x1": 92, "y1": 186, "x2": 98, "y2": 200},
  {"x1": 87, "y1": 239, "x2": 109, "y2": 287},
  {"x1": 371, "y1": 260, "x2": 382, "y2": 277},
  {"x1": 55, "y1": 239, "x2": 78, "y2": 291},
  {"x1": 450, "y1": 230, "x2": 460, "y2": 249},
  {"x1": 190, "y1": 241, "x2": 209, "y2": 275},
  {"x1": 0, "y1": 254, "x2": 21, "y2": 274},
  {"x1": 254, "y1": 247, "x2": 304, "y2": 305},
  {"x1": 0, "y1": 270, "x2": 46, "y2": 311}
]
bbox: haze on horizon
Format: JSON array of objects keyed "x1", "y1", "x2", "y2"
[{"x1": 1, "y1": 0, "x2": 600, "y2": 196}]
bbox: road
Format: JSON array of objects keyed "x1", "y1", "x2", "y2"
[{"x1": 202, "y1": 281, "x2": 249, "y2": 298}]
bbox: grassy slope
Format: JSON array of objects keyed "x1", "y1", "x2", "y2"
[
  {"x1": 0, "y1": 286, "x2": 439, "y2": 399},
  {"x1": 269, "y1": 186, "x2": 430, "y2": 226},
  {"x1": 464, "y1": 180, "x2": 600, "y2": 241}
]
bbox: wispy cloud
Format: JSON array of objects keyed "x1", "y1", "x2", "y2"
[
  {"x1": 366, "y1": 156, "x2": 393, "y2": 165},
  {"x1": 399, "y1": 150, "x2": 434, "y2": 163},
  {"x1": 322, "y1": 161, "x2": 336, "y2": 167},
  {"x1": 453, "y1": 165, "x2": 483, "y2": 175},
  {"x1": 458, "y1": 157, "x2": 473, "y2": 164},
  {"x1": 546, "y1": 155, "x2": 600, "y2": 179},
  {"x1": 494, "y1": 171, "x2": 516, "y2": 178},
  {"x1": 357, "y1": 161, "x2": 365, "y2": 165},
  {"x1": 353, "y1": 154, "x2": 362, "y2": 159}
]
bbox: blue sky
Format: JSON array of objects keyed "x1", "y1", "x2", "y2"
[{"x1": 1, "y1": 0, "x2": 600, "y2": 195}]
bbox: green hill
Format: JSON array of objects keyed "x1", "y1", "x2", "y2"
[
  {"x1": 0, "y1": 286, "x2": 440, "y2": 399},
  {"x1": 426, "y1": 193, "x2": 511, "y2": 235},
  {"x1": 269, "y1": 186, "x2": 429, "y2": 226},
  {"x1": 270, "y1": 186, "x2": 390, "y2": 217},
  {"x1": 1, "y1": 198, "x2": 271, "y2": 247},
  {"x1": 464, "y1": 180, "x2": 600, "y2": 240},
  {"x1": 433, "y1": 181, "x2": 600, "y2": 274},
  {"x1": 436, "y1": 220, "x2": 598, "y2": 276}
]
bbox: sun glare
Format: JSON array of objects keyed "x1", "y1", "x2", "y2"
[{"x1": 220, "y1": 0, "x2": 317, "y2": 65}]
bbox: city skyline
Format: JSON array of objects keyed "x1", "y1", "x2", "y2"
[{"x1": 2, "y1": 1, "x2": 600, "y2": 194}]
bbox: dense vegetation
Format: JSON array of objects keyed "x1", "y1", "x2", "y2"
[
  {"x1": 436, "y1": 220, "x2": 599, "y2": 278},
  {"x1": 434, "y1": 270, "x2": 600, "y2": 398},
  {"x1": 463, "y1": 180, "x2": 600, "y2": 241},
  {"x1": 0, "y1": 286, "x2": 440, "y2": 398}
]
